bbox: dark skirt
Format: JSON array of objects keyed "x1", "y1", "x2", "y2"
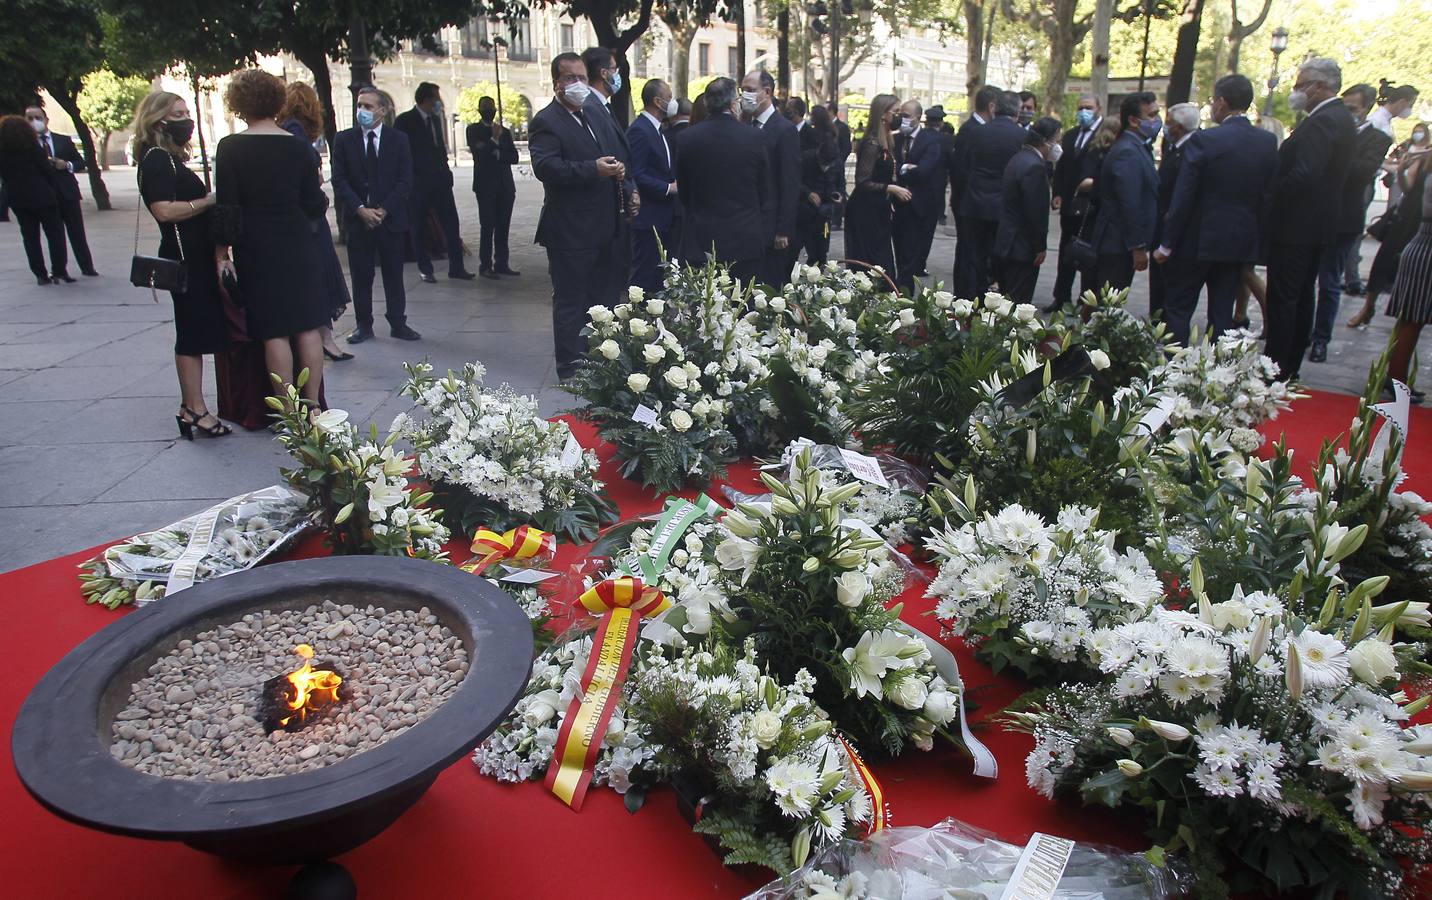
[
  {"x1": 844, "y1": 191, "x2": 895, "y2": 278},
  {"x1": 233, "y1": 213, "x2": 327, "y2": 341},
  {"x1": 170, "y1": 254, "x2": 230, "y2": 356},
  {"x1": 1387, "y1": 221, "x2": 1432, "y2": 324},
  {"x1": 313, "y1": 215, "x2": 351, "y2": 322}
]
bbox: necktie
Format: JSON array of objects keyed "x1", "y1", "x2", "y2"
[
  {"x1": 40, "y1": 136, "x2": 52, "y2": 157},
  {"x1": 365, "y1": 131, "x2": 378, "y2": 204},
  {"x1": 1077, "y1": 128, "x2": 1090, "y2": 151}
]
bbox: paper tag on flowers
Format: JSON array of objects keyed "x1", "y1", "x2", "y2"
[
  {"x1": 1135, "y1": 393, "x2": 1179, "y2": 436},
  {"x1": 498, "y1": 565, "x2": 561, "y2": 585},
  {"x1": 632, "y1": 404, "x2": 660, "y2": 429},
  {"x1": 838, "y1": 448, "x2": 890, "y2": 488},
  {"x1": 998, "y1": 832, "x2": 1075, "y2": 900},
  {"x1": 560, "y1": 432, "x2": 583, "y2": 468}
]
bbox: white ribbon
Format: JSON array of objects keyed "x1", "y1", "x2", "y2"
[
  {"x1": 1370, "y1": 379, "x2": 1411, "y2": 470},
  {"x1": 899, "y1": 622, "x2": 999, "y2": 780}
]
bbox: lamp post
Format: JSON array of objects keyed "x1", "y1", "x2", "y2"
[
  {"x1": 481, "y1": 35, "x2": 509, "y2": 125},
  {"x1": 1262, "y1": 26, "x2": 1289, "y2": 118}
]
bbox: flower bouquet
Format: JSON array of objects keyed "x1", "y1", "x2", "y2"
[
  {"x1": 1069, "y1": 286, "x2": 1171, "y2": 394},
  {"x1": 394, "y1": 361, "x2": 618, "y2": 542},
  {"x1": 1153, "y1": 328, "x2": 1299, "y2": 435},
  {"x1": 270, "y1": 376, "x2": 450, "y2": 560},
  {"x1": 78, "y1": 485, "x2": 310, "y2": 609}
]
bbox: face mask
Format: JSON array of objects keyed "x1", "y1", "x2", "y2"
[
  {"x1": 1048, "y1": 142, "x2": 1063, "y2": 163},
  {"x1": 1288, "y1": 90, "x2": 1309, "y2": 112},
  {"x1": 740, "y1": 91, "x2": 759, "y2": 113},
  {"x1": 607, "y1": 71, "x2": 622, "y2": 94},
  {"x1": 355, "y1": 108, "x2": 378, "y2": 129},
  {"x1": 563, "y1": 81, "x2": 592, "y2": 107},
  {"x1": 898, "y1": 117, "x2": 914, "y2": 135},
  {"x1": 1076, "y1": 108, "x2": 1095, "y2": 128},
  {"x1": 1414, "y1": 129, "x2": 1428, "y2": 143},
  {"x1": 665, "y1": 97, "x2": 679, "y2": 118},
  {"x1": 28, "y1": 118, "x2": 46, "y2": 134},
  {"x1": 1139, "y1": 115, "x2": 1163, "y2": 141},
  {"x1": 163, "y1": 118, "x2": 195, "y2": 144},
  {"x1": 433, "y1": 100, "x2": 444, "y2": 116},
  {"x1": 1018, "y1": 111, "x2": 1033, "y2": 126},
  {"x1": 479, "y1": 108, "x2": 495, "y2": 122}
]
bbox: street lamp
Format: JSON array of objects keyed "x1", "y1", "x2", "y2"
[
  {"x1": 1262, "y1": 26, "x2": 1289, "y2": 118},
  {"x1": 480, "y1": 34, "x2": 509, "y2": 126}
]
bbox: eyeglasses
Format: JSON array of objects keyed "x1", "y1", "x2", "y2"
[{"x1": 557, "y1": 73, "x2": 588, "y2": 85}]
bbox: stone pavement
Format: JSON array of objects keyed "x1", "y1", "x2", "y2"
[{"x1": 0, "y1": 164, "x2": 1402, "y2": 572}]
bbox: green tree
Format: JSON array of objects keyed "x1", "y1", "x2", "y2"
[
  {"x1": 535, "y1": 0, "x2": 658, "y2": 125},
  {"x1": 660, "y1": 0, "x2": 728, "y2": 100},
  {"x1": 456, "y1": 80, "x2": 530, "y2": 128},
  {"x1": 1002, "y1": 0, "x2": 1167, "y2": 113},
  {"x1": 77, "y1": 69, "x2": 149, "y2": 170}
]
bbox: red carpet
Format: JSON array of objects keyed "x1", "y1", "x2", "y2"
[{"x1": 0, "y1": 393, "x2": 1423, "y2": 898}]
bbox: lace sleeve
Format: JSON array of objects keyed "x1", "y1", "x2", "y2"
[{"x1": 853, "y1": 139, "x2": 888, "y2": 194}]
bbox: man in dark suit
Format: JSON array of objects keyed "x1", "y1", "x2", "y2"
[
  {"x1": 1154, "y1": 75, "x2": 1278, "y2": 346},
  {"x1": 1148, "y1": 102, "x2": 1199, "y2": 322},
  {"x1": 627, "y1": 79, "x2": 679, "y2": 293},
  {"x1": 829, "y1": 103, "x2": 851, "y2": 230},
  {"x1": 952, "y1": 89, "x2": 1024, "y2": 298},
  {"x1": 531, "y1": 52, "x2": 632, "y2": 379},
  {"x1": 947, "y1": 85, "x2": 999, "y2": 262},
  {"x1": 25, "y1": 104, "x2": 95, "y2": 277},
  {"x1": 581, "y1": 46, "x2": 638, "y2": 305},
  {"x1": 892, "y1": 99, "x2": 946, "y2": 292},
  {"x1": 465, "y1": 96, "x2": 520, "y2": 280},
  {"x1": 674, "y1": 77, "x2": 767, "y2": 283},
  {"x1": 742, "y1": 69, "x2": 800, "y2": 288},
  {"x1": 1308, "y1": 83, "x2": 1394, "y2": 362},
  {"x1": 1263, "y1": 57, "x2": 1357, "y2": 380},
  {"x1": 394, "y1": 82, "x2": 474, "y2": 282},
  {"x1": 994, "y1": 118, "x2": 1061, "y2": 303},
  {"x1": 1047, "y1": 94, "x2": 1103, "y2": 312},
  {"x1": 667, "y1": 98, "x2": 692, "y2": 255},
  {"x1": 331, "y1": 86, "x2": 420, "y2": 343},
  {"x1": 1091, "y1": 92, "x2": 1160, "y2": 295}
]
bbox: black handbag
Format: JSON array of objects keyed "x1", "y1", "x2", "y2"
[
  {"x1": 130, "y1": 148, "x2": 188, "y2": 299},
  {"x1": 1066, "y1": 214, "x2": 1099, "y2": 271}
]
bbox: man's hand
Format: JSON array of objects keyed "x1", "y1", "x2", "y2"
[
  {"x1": 596, "y1": 156, "x2": 624, "y2": 179},
  {"x1": 773, "y1": 235, "x2": 789, "y2": 250},
  {"x1": 627, "y1": 191, "x2": 641, "y2": 220},
  {"x1": 1052, "y1": 195, "x2": 1062, "y2": 211},
  {"x1": 491, "y1": 121, "x2": 504, "y2": 138},
  {"x1": 1033, "y1": 251, "x2": 1046, "y2": 267},
  {"x1": 357, "y1": 207, "x2": 384, "y2": 229},
  {"x1": 667, "y1": 182, "x2": 678, "y2": 196},
  {"x1": 1133, "y1": 248, "x2": 1149, "y2": 272},
  {"x1": 887, "y1": 184, "x2": 912, "y2": 203},
  {"x1": 1153, "y1": 247, "x2": 1171, "y2": 265},
  {"x1": 50, "y1": 157, "x2": 68, "y2": 171},
  {"x1": 808, "y1": 191, "x2": 821, "y2": 206}
]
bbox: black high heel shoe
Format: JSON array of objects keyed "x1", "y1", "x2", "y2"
[
  {"x1": 323, "y1": 347, "x2": 354, "y2": 361},
  {"x1": 176, "y1": 406, "x2": 232, "y2": 440}
]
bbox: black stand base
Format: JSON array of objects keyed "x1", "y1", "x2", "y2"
[{"x1": 285, "y1": 861, "x2": 357, "y2": 900}]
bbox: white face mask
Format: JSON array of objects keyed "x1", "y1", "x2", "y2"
[
  {"x1": 1395, "y1": 106, "x2": 1412, "y2": 119},
  {"x1": 1414, "y1": 129, "x2": 1429, "y2": 143},
  {"x1": 1048, "y1": 142, "x2": 1063, "y2": 163},
  {"x1": 740, "y1": 91, "x2": 759, "y2": 113},
  {"x1": 28, "y1": 118, "x2": 46, "y2": 134},
  {"x1": 665, "y1": 97, "x2": 679, "y2": 118},
  {"x1": 1288, "y1": 89, "x2": 1309, "y2": 112},
  {"x1": 563, "y1": 81, "x2": 592, "y2": 107}
]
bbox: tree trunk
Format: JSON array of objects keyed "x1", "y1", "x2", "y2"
[
  {"x1": 587, "y1": 0, "x2": 654, "y2": 128},
  {"x1": 670, "y1": 22, "x2": 699, "y2": 99},
  {"x1": 1166, "y1": 0, "x2": 1205, "y2": 105},
  {"x1": 777, "y1": 9, "x2": 791, "y2": 97},
  {"x1": 293, "y1": 44, "x2": 339, "y2": 150},
  {"x1": 44, "y1": 82, "x2": 110, "y2": 210},
  {"x1": 1226, "y1": 0, "x2": 1272, "y2": 74},
  {"x1": 734, "y1": 1, "x2": 747, "y2": 77},
  {"x1": 963, "y1": 0, "x2": 985, "y2": 110},
  {"x1": 98, "y1": 132, "x2": 111, "y2": 171},
  {"x1": 1042, "y1": 0, "x2": 1081, "y2": 115}
]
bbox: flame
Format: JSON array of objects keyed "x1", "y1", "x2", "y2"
[{"x1": 279, "y1": 643, "x2": 342, "y2": 728}]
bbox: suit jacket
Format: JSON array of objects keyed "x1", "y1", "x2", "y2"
[
  {"x1": 946, "y1": 115, "x2": 982, "y2": 214},
  {"x1": 584, "y1": 93, "x2": 631, "y2": 160},
  {"x1": 40, "y1": 132, "x2": 85, "y2": 202},
  {"x1": 674, "y1": 112, "x2": 767, "y2": 264},
  {"x1": 1151, "y1": 135, "x2": 1189, "y2": 249},
  {"x1": 1053, "y1": 120, "x2": 1102, "y2": 212},
  {"x1": 994, "y1": 147, "x2": 1052, "y2": 263},
  {"x1": 756, "y1": 109, "x2": 800, "y2": 242},
  {"x1": 834, "y1": 119, "x2": 852, "y2": 160},
  {"x1": 1160, "y1": 116, "x2": 1278, "y2": 264},
  {"x1": 466, "y1": 121, "x2": 518, "y2": 197},
  {"x1": 895, "y1": 127, "x2": 946, "y2": 220},
  {"x1": 1092, "y1": 130, "x2": 1158, "y2": 255},
  {"x1": 0, "y1": 144, "x2": 59, "y2": 210},
  {"x1": 393, "y1": 107, "x2": 453, "y2": 189},
  {"x1": 627, "y1": 113, "x2": 675, "y2": 229},
  {"x1": 1338, "y1": 125, "x2": 1394, "y2": 235},
  {"x1": 1268, "y1": 98, "x2": 1357, "y2": 246},
  {"x1": 330, "y1": 125, "x2": 413, "y2": 232},
  {"x1": 529, "y1": 98, "x2": 623, "y2": 250},
  {"x1": 956, "y1": 116, "x2": 1026, "y2": 222}
]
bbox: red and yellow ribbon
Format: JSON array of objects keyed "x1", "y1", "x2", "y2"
[
  {"x1": 545, "y1": 577, "x2": 669, "y2": 810},
  {"x1": 460, "y1": 526, "x2": 554, "y2": 576},
  {"x1": 838, "y1": 734, "x2": 889, "y2": 835}
]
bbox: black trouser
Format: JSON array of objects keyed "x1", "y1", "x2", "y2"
[
  {"x1": 1264, "y1": 241, "x2": 1322, "y2": 380},
  {"x1": 1148, "y1": 250, "x2": 1168, "y2": 322},
  {"x1": 631, "y1": 223, "x2": 671, "y2": 294},
  {"x1": 894, "y1": 206, "x2": 938, "y2": 293},
  {"x1": 999, "y1": 258, "x2": 1040, "y2": 304},
  {"x1": 762, "y1": 243, "x2": 791, "y2": 290},
  {"x1": 1161, "y1": 257, "x2": 1242, "y2": 346},
  {"x1": 1051, "y1": 213, "x2": 1086, "y2": 307},
  {"x1": 1093, "y1": 251, "x2": 1136, "y2": 295},
  {"x1": 953, "y1": 217, "x2": 997, "y2": 299},
  {"x1": 408, "y1": 181, "x2": 466, "y2": 276},
  {"x1": 58, "y1": 196, "x2": 93, "y2": 273},
  {"x1": 347, "y1": 224, "x2": 408, "y2": 329},
  {"x1": 14, "y1": 206, "x2": 66, "y2": 279},
  {"x1": 791, "y1": 215, "x2": 831, "y2": 269},
  {"x1": 549, "y1": 243, "x2": 615, "y2": 378},
  {"x1": 475, "y1": 188, "x2": 514, "y2": 272}
]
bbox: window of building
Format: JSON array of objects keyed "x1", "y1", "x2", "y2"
[
  {"x1": 698, "y1": 42, "x2": 711, "y2": 77},
  {"x1": 560, "y1": 23, "x2": 574, "y2": 53},
  {"x1": 754, "y1": 3, "x2": 765, "y2": 27},
  {"x1": 461, "y1": 20, "x2": 491, "y2": 58},
  {"x1": 634, "y1": 41, "x2": 648, "y2": 77},
  {"x1": 728, "y1": 46, "x2": 740, "y2": 77},
  {"x1": 507, "y1": 17, "x2": 534, "y2": 61}
]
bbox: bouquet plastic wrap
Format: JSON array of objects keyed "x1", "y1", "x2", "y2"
[
  {"x1": 747, "y1": 817, "x2": 1187, "y2": 900},
  {"x1": 78, "y1": 485, "x2": 311, "y2": 608}
]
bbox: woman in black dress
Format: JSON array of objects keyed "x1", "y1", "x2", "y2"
[
  {"x1": 132, "y1": 91, "x2": 232, "y2": 438},
  {"x1": 279, "y1": 81, "x2": 354, "y2": 362},
  {"x1": 0, "y1": 116, "x2": 67, "y2": 285},
  {"x1": 844, "y1": 93, "x2": 909, "y2": 281},
  {"x1": 214, "y1": 70, "x2": 329, "y2": 407}
]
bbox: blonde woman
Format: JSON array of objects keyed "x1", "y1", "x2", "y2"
[
  {"x1": 844, "y1": 93, "x2": 907, "y2": 278},
  {"x1": 131, "y1": 90, "x2": 231, "y2": 438}
]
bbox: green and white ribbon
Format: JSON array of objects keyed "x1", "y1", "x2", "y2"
[{"x1": 619, "y1": 493, "x2": 722, "y2": 582}]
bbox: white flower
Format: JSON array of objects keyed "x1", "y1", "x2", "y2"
[
  {"x1": 751, "y1": 710, "x2": 783, "y2": 749},
  {"x1": 952, "y1": 298, "x2": 974, "y2": 316},
  {"x1": 642, "y1": 343, "x2": 666, "y2": 364},
  {"x1": 627, "y1": 373, "x2": 650, "y2": 393},
  {"x1": 1117, "y1": 759, "x2": 1143, "y2": 777},
  {"x1": 715, "y1": 537, "x2": 763, "y2": 584},
  {"x1": 521, "y1": 689, "x2": 561, "y2": 727},
  {"x1": 1349, "y1": 639, "x2": 1399, "y2": 685},
  {"x1": 1144, "y1": 719, "x2": 1191, "y2": 742},
  {"x1": 691, "y1": 398, "x2": 711, "y2": 417},
  {"x1": 898, "y1": 309, "x2": 916, "y2": 327},
  {"x1": 663, "y1": 366, "x2": 688, "y2": 390},
  {"x1": 1287, "y1": 630, "x2": 1350, "y2": 689},
  {"x1": 1108, "y1": 726, "x2": 1136, "y2": 747},
  {"x1": 841, "y1": 630, "x2": 912, "y2": 700},
  {"x1": 588, "y1": 305, "x2": 614, "y2": 324},
  {"x1": 627, "y1": 286, "x2": 645, "y2": 302},
  {"x1": 770, "y1": 297, "x2": 787, "y2": 312},
  {"x1": 628, "y1": 318, "x2": 651, "y2": 338},
  {"x1": 835, "y1": 571, "x2": 869, "y2": 608},
  {"x1": 669, "y1": 409, "x2": 693, "y2": 432},
  {"x1": 889, "y1": 675, "x2": 929, "y2": 710},
  {"x1": 1088, "y1": 349, "x2": 1111, "y2": 370},
  {"x1": 645, "y1": 297, "x2": 664, "y2": 315},
  {"x1": 923, "y1": 687, "x2": 959, "y2": 725},
  {"x1": 1014, "y1": 303, "x2": 1037, "y2": 322},
  {"x1": 597, "y1": 339, "x2": 621, "y2": 360},
  {"x1": 312, "y1": 408, "x2": 349, "y2": 433}
]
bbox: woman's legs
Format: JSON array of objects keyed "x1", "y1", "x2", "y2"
[
  {"x1": 319, "y1": 324, "x2": 346, "y2": 358},
  {"x1": 175, "y1": 354, "x2": 206, "y2": 412},
  {"x1": 292, "y1": 329, "x2": 324, "y2": 404},
  {"x1": 1347, "y1": 290, "x2": 1379, "y2": 328},
  {"x1": 263, "y1": 335, "x2": 296, "y2": 404},
  {"x1": 1388, "y1": 318, "x2": 1424, "y2": 384}
]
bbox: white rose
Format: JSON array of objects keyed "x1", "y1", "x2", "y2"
[
  {"x1": 1088, "y1": 349, "x2": 1111, "y2": 371},
  {"x1": 953, "y1": 299, "x2": 974, "y2": 316},
  {"x1": 692, "y1": 398, "x2": 712, "y2": 417},
  {"x1": 646, "y1": 298, "x2": 665, "y2": 315},
  {"x1": 1349, "y1": 639, "x2": 1399, "y2": 684},
  {"x1": 889, "y1": 676, "x2": 929, "y2": 711},
  {"x1": 836, "y1": 571, "x2": 869, "y2": 608},
  {"x1": 521, "y1": 689, "x2": 561, "y2": 727},
  {"x1": 642, "y1": 343, "x2": 666, "y2": 364},
  {"x1": 627, "y1": 373, "x2": 650, "y2": 392},
  {"x1": 922, "y1": 688, "x2": 958, "y2": 726},
  {"x1": 685, "y1": 602, "x2": 712, "y2": 634},
  {"x1": 751, "y1": 709, "x2": 783, "y2": 749},
  {"x1": 683, "y1": 361, "x2": 700, "y2": 380},
  {"x1": 588, "y1": 305, "x2": 614, "y2": 324},
  {"x1": 754, "y1": 295, "x2": 769, "y2": 310},
  {"x1": 627, "y1": 286, "x2": 645, "y2": 302},
  {"x1": 628, "y1": 318, "x2": 651, "y2": 338},
  {"x1": 898, "y1": 309, "x2": 917, "y2": 327},
  {"x1": 669, "y1": 409, "x2": 693, "y2": 432},
  {"x1": 664, "y1": 366, "x2": 688, "y2": 389},
  {"x1": 1014, "y1": 304, "x2": 1037, "y2": 322},
  {"x1": 933, "y1": 291, "x2": 954, "y2": 309},
  {"x1": 597, "y1": 339, "x2": 621, "y2": 360},
  {"x1": 770, "y1": 297, "x2": 787, "y2": 312}
]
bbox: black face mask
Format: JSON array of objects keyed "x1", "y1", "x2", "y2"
[
  {"x1": 479, "y1": 108, "x2": 496, "y2": 122},
  {"x1": 163, "y1": 119, "x2": 195, "y2": 145}
]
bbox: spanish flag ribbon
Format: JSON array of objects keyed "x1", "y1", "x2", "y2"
[
  {"x1": 460, "y1": 526, "x2": 554, "y2": 576},
  {"x1": 837, "y1": 734, "x2": 889, "y2": 835},
  {"x1": 544, "y1": 577, "x2": 668, "y2": 810}
]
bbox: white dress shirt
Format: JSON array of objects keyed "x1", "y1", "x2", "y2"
[
  {"x1": 361, "y1": 122, "x2": 383, "y2": 154},
  {"x1": 640, "y1": 110, "x2": 671, "y2": 169},
  {"x1": 37, "y1": 132, "x2": 73, "y2": 172},
  {"x1": 754, "y1": 104, "x2": 777, "y2": 128}
]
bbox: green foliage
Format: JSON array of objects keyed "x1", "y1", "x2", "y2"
[
  {"x1": 455, "y1": 81, "x2": 530, "y2": 129},
  {"x1": 691, "y1": 806, "x2": 795, "y2": 873},
  {"x1": 77, "y1": 69, "x2": 149, "y2": 138}
]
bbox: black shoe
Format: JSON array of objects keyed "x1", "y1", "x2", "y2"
[
  {"x1": 346, "y1": 326, "x2": 375, "y2": 344},
  {"x1": 1343, "y1": 282, "x2": 1365, "y2": 296},
  {"x1": 1308, "y1": 341, "x2": 1328, "y2": 363},
  {"x1": 52, "y1": 272, "x2": 76, "y2": 283},
  {"x1": 36, "y1": 275, "x2": 52, "y2": 286},
  {"x1": 495, "y1": 267, "x2": 521, "y2": 276},
  {"x1": 480, "y1": 269, "x2": 500, "y2": 280},
  {"x1": 323, "y1": 347, "x2": 355, "y2": 362},
  {"x1": 419, "y1": 272, "x2": 437, "y2": 284},
  {"x1": 390, "y1": 324, "x2": 422, "y2": 341},
  {"x1": 1231, "y1": 316, "x2": 1252, "y2": 330},
  {"x1": 449, "y1": 270, "x2": 477, "y2": 281},
  {"x1": 81, "y1": 269, "x2": 99, "y2": 277}
]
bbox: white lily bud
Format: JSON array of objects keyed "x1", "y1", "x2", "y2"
[
  {"x1": 1107, "y1": 726, "x2": 1136, "y2": 747},
  {"x1": 1248, "y1": 616, "x2": 1271, "y2": 664},
  {"x1": 1286, "y1": 643, "x2": 1304, "y2": 701},
  {"x1": 1142, "y1": 718, "x2": 1191, "y2": 742},
  {"x1": 1390, "y1": 770, "x2": 1432, "y2": 792},
  {"x1": 1116, "y1": 759, "x2": 1144, "y2": 777}
]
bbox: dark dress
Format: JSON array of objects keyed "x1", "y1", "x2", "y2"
[
  {"x1": 796, "y1": 126, "x2": 839, "y2": 266},
  {"x1": 214, "y1": 133, "x2": 328, "y2": 341},
  {"x1": 1369, "y1": 160, "x2": 1429, "y2": 297},
  {"x1": 844, "y1": 136, "x2": 897, "y2": 277},
  {"x1": 137, "y1": 148, "x2": 228, "y2": 355},
  {"x1": 1387, "y1": 173, "x2": 1432, "y2": 324},
  {"x1": 281, "y1": 119, "x2": 351, "y2": 322}
]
